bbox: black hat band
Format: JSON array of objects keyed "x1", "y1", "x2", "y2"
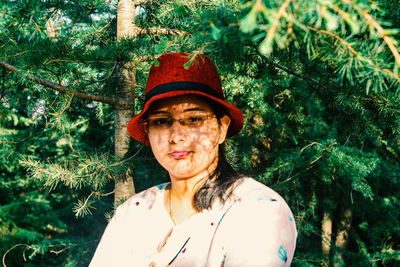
[{"x1": 144, "y1": 81, "x2": 225, "y2": 103}]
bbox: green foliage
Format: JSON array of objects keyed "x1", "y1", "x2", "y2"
[
  {"x1": 238, "y1": 0, "x2": 400, "y2": 95},
  {"x1": 22, "y1": 152, "x2": 128, "y2": 191}
]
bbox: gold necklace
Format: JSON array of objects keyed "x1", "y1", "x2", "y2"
[
  {"x1": 169, "y1": 186, "x2": 196, "y2": 226},
  {"x1": 169, "y1": 187, "x2": 177, "y2": 226}
]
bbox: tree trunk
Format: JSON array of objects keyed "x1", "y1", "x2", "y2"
[
  {"x1": 114, "y1": 104, "x2": 135, "y2": 206},
  {"x1": 334, "y1": 208, "x2": 352, "y2": 267},
  {"x1": 322, "y1": 211, "x2": 332, "y2": 264},
  {"x1": 114, "y1": 0, "x2": 137, "y2": 206}
]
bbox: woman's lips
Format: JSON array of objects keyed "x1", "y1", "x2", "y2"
[{"x1": 169, "y1": 151, "x2": 191, "y2": 159}]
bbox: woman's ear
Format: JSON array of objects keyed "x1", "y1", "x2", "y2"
[{"x1": 218, "y1": 115, "x2": 231, "y2": 144}]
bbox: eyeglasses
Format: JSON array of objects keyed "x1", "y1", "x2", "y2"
[{"x1": 143, "y1": 113, "x2": 217, "y2": 131}]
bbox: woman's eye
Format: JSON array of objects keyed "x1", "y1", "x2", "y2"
[
  {"x1": 187, "y1": 116, "x2": 204, "y2": 123},
  {"x1": 151, "y1": 118, "x2": 170, "y2": 126}
]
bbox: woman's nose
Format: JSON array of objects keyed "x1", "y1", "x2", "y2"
[{"x1": 168, "y1": 120, "x2": 186, "y2": 144}]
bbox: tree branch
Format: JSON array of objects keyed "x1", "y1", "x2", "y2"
[
  {"x1": 259, "y1": 55, "x2": 329, "y2": 90},
  {"x1": 134, "y1": 26, "x2": 188, "y2": 36},
  {"x1": 307, "y1": 26, "x2": 400, "y2": 83},
  {"x1": 265, "y1": 0, "x2": 291, "y2": 47},
  {"x1": 342, "y1": 0, "x2": 400, "y2": 68},
  {"x1": 135, "y1": 55, "x2": 155, "y2": 63},
  {"x1": 3, "y1": 244, "x2": 31, "y2": 267},
  {"x1": 135, "y1": 0, "x2": 159, "y2": 5},
  {"x1": 360, "y1": 11, "x2": 400, "y2": 68},
  {"x1": 0, "y1": 60, "x2": 121, "y2": 107},
  {"x1": 307, "y1": 26, "x2": 360, "y2": 59}
]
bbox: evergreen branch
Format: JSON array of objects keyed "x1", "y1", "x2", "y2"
[
  {"x1": 97, "y1": 190, "x2": 116, "y2": 197},
  {"x1": 2, "y1": 244, "x2": 31, "y2": 267},
  {"x1": 59, "y1": 16, "x2": 80, "y2": 53},
  {"x1": 330, "y1": 4, "x2": 351, "y2": 22},
  {"x1": 1, "y1": 67, "x2": 6, "y2": 100},
  {"x1": 300, "y1": 142, "x2": 321, "y2": 152},
  {"x1": 277, "y1": 142, "x2": 338, "y2": 185},
  {"x1": 109, "y1": 146, "x2": 144, "y2": 167},
  {"x1": 91, "y1": 17, "x2": 115, "y2": 36},
  {"x1": 307, "y1": 27, "x2": 400, "y2": 83},
  {"x1": 75, "y1": 17, "x2": 116, "y2": 41},
  {"x1": 197, "y1": 41, "x2": 214, "y2": 54},
  {"x1": 136, "y1": 55, "x2": 155, "y2": 63},
  {"x1": 31, "y1": 17, "x2": 43, "y2": 33},
  {"x1": 41, "y1": 66, "x2": 63, "y2": 86},
  {"x1": 43, "y1": 59, "x2": 114, "y2": 65},
  {"x1": 73, "y1": 192, "x2": 96, "y2": 217},
  {"x1": 135, "y1": 0, "x2": 159, "y2": 5},
  {"x1": 74, "y1": 190, "x2": 115, "y2": 217},
  {"x1": 0, "y1": 60, "x2": 121, "y2": 107},
  {"x1": 265, "y1": 0, "x2": 291, "y2": 46},
  {"x1": 21, "y1": 150, "x2": 140, "y2": 192},
  {"x1": 73, "y1": 61, "x2": 118, "y2": 90},
  {"x1": 381, "y1": 69, "x2": 400, "y2": 83},
  {"x1": 47, "y1": 240, "x2": 99, "y2": 254},
  {"x1": 350, "y1": 95, "x2": 400, "y2": 110},
  {"x1": 48, "y1": 247, "x2": 68, "y2": 255},
  {"x1": 309, "y1": 142, "x2": 337, "y2": 165},
  {"x1": 259, "y1": 55, "x2": 329, "y2": 90},
  {"x1": 1, "y1": 50, "x2": 28, "y2": 60},
  {"x1": 342, "y1": 0, "x2": 400, "y2": 68},
  {"x1": 306, "y1": 26, "x2": 360, "y2": 59},
  {"x1": 134, "y1": 26, "x2": 189, "y2": 36},
  {"x1": 50, "y1": 94, "x2": 74, "y2": 131}
]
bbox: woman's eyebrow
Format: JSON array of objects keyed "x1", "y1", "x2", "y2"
[
  {"x1": 148, "y1": 110, "x2": 169, "y2": 116},
  {"x1": 183, "y1": 107, "x2": 207, "y2": 112},
  {"x1": 149, "y1": 107, "x2": 206, "y2": 115}
]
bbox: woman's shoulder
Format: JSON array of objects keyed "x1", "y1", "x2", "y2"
[
  {"x1": 115, "y1": 182, "x2": 169, "y2": 215},
  {"x1": 218, "y1": 178, "x2": 297, "y2": 266},
  {"x1": 225, "y1": 177, "x2": 297, "y2": 242},
  {"x1": 232, "y1": 177, "x2": 285, "y2": 199},
  {"x1": 231, "y1": 177, "x2": 292, "y2": 212}
]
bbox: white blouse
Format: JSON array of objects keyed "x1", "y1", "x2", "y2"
[{"x1": 89, "y1": 177, "x2": 297, "y2": 266}]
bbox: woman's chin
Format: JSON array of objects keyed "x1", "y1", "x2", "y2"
[
  {"x1": 167, "y1": 166, "x2": 204, "y2": 180},
  {"x1": 168, "y1": 169, "x2": 196, "y2": 180}
]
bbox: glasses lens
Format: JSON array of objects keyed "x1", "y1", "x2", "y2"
[
  {"x1": 184, "y1": 114, "x2": 208, "y2": 127},
  {"x1": 145, "y1": 113, "x2": 215, "y2": 130},
  {"x1": 148, "y1": 117, "x2": 171, "y2": 128}
]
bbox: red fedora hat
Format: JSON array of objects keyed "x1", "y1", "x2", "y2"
[{"x1": 127, "y1": 52, "x2": 243, "y2": 145}]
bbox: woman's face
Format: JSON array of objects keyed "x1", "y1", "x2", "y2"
[{"x1": 147, "y1": 95, "x2": 231, "y2": 181}]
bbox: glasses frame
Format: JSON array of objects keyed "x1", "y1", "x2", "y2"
[{"x1": 141, "y1": 113, "x2": 218, "y2": 133}]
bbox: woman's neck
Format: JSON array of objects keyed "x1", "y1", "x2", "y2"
[
  {"x1": 166, "y1": 167, "x2": 217, "y2": 225},
  {"x1": 169, "y1": 175, "x2": 206, "y2": 200}
]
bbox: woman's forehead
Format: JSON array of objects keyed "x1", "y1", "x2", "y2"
[{"x1": 148, "y1": 95, "x2": 213, "y2": 113}]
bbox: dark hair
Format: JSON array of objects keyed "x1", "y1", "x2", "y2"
[
  {"x1": 192, "y1": 96, "x2": 244, "y2": 211},
  {"x1": 193, "y1": 143, "x2": 244, "y2": 211}
]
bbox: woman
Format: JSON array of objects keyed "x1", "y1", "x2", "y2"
[{"x1": 90, "y1": 52, "x2": 297, "y2": 266}]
